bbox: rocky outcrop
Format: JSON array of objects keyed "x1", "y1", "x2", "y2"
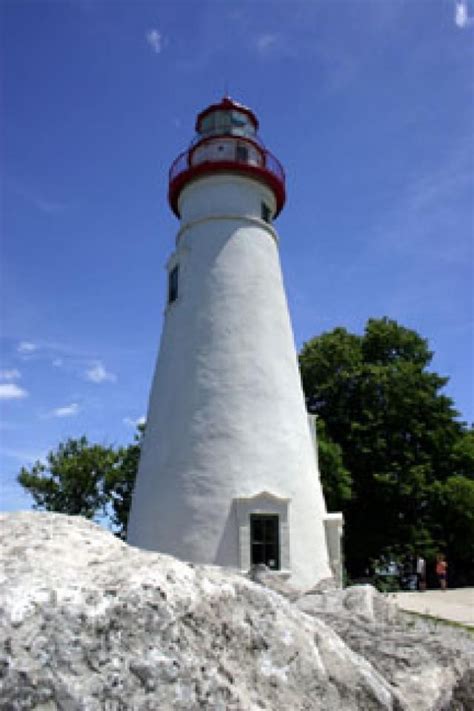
[{"x1": 0, "y1": 512, "x2": 473, "y2": 710}]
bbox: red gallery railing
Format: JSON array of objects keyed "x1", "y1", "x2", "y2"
[
  {"x1": 169, "y1": 145, "x2": 285, "y2": 185},
  {"x1": 168, "y1": 143, "x2": 286, "y2": 218}
]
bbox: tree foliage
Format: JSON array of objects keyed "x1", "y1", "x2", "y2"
[
  {"x1": 315, "y1": 418, "x2": 352, "y2": 512},
  {"x1": 301, "y1": 318, "x2": 473, "y2": 583},
  {"x1": 18, "y1": 429, "x2": 143, "y2": 539},
  {"x1": 104, "y1": 424, "x2": 144, "y2": 539},
  {"x1": 18, "y1": 437, "x2": 118, "y2": 519}
]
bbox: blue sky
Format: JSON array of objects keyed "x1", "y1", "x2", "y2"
[{"x1": 1, "y1": 0, "x2": 473, "y2": 511}]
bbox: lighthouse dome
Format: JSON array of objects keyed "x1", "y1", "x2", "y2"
[
  {"x1": 195, "y1": 96, "x2": 259, "y2": 138},
  {"x1": 168, "y1": 97, "x2": 285, "y2": 219}
]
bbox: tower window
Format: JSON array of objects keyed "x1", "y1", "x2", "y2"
[
  {"x1": 261, "y1": 202, "x2": 272, "y2": 223},
  {"x1": 235, "y1": 144, "x2": 249, "y2": 162},
  {"x1": 250, "y1": 514, "x2": 280, "y2": 570},
  {"x1": 168, "y1": 265, "x2": 179, "y2": 304}
]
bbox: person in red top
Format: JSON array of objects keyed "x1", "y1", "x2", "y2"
[{"x1": 436, "y1": 554, "x2": 448, "y2": 591}]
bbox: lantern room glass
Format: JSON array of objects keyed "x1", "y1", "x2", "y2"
[{"x1": 197, "y1": 110, "x2": 256, "y2": 139}]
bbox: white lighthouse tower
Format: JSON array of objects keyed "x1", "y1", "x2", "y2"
[{"x1": 127, "y1": 98, "x2": 342, "y2": 589}]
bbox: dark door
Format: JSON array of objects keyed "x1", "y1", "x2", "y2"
[{"x1": 250, "y1": 514, "x2": 280, "y2": 570}]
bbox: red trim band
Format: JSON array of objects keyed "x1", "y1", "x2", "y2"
[{"x1": 168, "y1": 161, "x2": 286, "y2": 219}]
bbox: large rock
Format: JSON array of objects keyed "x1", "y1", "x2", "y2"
[
  {"x1": 296, "y1": 586, "x2": 474, "y2": 710},
  {"x1": 0, "y1": 512, "x2": 472, "y2": 710}
]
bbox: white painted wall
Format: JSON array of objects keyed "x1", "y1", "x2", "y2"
[
  {"x1": 324, "y1": 513, "x2": 344, "y2": 588},
  {"x1": 127, "y1": 173, "x2": 332, "y2": 589}
]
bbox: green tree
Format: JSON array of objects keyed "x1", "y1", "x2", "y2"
[
  {"x1": 316, "y1": 417, "x2": 352, "y2": 512},
  {"x1": 18, "y1": 437, "x2": 119, "y2": 519},
  {"x1": 300, "y1": 317, "x2": 469, "y2": 579},
  {"x1": 439, "y1": 475, "x2": 474, "y2": 582},
  {"x1": 18, "y1": 427, "x2": 144, "y2": 538},
  {"x1": 450, "y1": 426, "x2": 474, "y2": 479},
  {"x1": 105, "y1": 423, "x2": 144, "y2": 539}
]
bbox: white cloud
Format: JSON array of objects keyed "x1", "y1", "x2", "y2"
[
  {"x1": 52, "y1": 358, "x2": 63, "y2": 367},
  {"x1": 17, "y1": 341, "x2": 38, "y2": 354},
  {"x1": 0, "y1": 369, "x2": 21, "y2": 381},
  {"x1": 146, "y1": 28, "x2": 163, "y2": 54},
  {"x1": 455, "y1": 0, "x2": 474, "y2": 27},
  {"x1": 84, "y1": 362, "x2": 117, "y2": 384},
  {"x1": 7, "y1": 178, "x2": 70, "y2": 214},
  {"x1": 256, "y1": 33, "x2": 278, "y2": 53},
  {"x1": 0, "y1": 383, "x2": 28, "y2": 400},
  {"x1": 51, "y1": 403, "x2": 79, "y2": 418},
  {"x1": 123, "y1": 415, "x2": 146, "y2": 428}
]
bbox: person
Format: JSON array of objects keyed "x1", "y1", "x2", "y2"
[
  {"x1": 436, "y1": 554, "x2": 448, "y2": 591},
  {"x1": 416, "y1": 555, "x2": 426, "y2": 591}
]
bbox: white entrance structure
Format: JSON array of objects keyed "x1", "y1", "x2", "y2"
[{"x1": 127, "y1": 97, "x2": 342, "y2": 590}]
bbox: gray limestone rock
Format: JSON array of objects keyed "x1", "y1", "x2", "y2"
[
  {"x1": 1, "y1": 512, "x2": 473, "y2": 710},
  {"x1": 295, "y1": 585, "x2": 474, "y2": 710}
]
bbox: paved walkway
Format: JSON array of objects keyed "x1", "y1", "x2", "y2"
[{"x1": 390, "y1": 588, "x2": 474, "y2": 627}]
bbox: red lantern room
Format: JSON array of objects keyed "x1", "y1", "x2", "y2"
[{"x1": 168, "y1": 97, "x2": 286, "y2": 219}]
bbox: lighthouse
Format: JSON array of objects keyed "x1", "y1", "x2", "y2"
[{"x1": 127, "y1": 97, "x2": 342, "y2": 590}]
